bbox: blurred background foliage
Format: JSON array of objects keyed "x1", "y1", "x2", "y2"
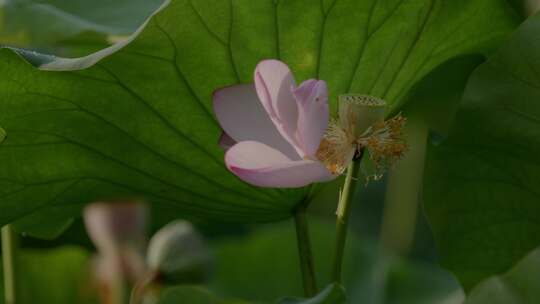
[
  {"x1": 1, "y1": 0, "x2": 539, "y2": 303},
  {"x1": 0, "y1": 0, "x2": 162, "y2": 56}
]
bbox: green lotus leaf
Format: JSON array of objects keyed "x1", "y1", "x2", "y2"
[
  {"x1": 0, "y1": 0, "x2": 517, "y2": 225},
  {"x1": 424, "y1": 12, "x2": 540, "y2": 290}
]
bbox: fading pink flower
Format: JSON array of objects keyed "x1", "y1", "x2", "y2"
[
  {"x1": 213, "y1": 60, "x2": 336, "y2": 188},
  {"x1": 84, "y1": 202, "x2": 148, "y2": 283}
]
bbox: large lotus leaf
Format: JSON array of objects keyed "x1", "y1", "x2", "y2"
[
  {"x1": 424, "y1": 13, "x2": 540, "y2": 290},
  {"x1": 12, "y1": 206, "x2": 75, "y2": 240},
  {"x1": 0, "y1": 0, "x2": 517, "y2": 225}
]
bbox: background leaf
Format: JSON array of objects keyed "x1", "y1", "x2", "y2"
[
  {"x1": 0, "y1": 0, "x2": 162, "y2": 53},
  {"x1": 403, "y1": 55, "x2": 484, "y2": 135},
  {"x1": 424, "y1": 12, "x2": 540, "y2": 290},
  {"x1": 12, "y1": 207, "x2": 75, "y2": 240},
  {"x1": 277, "y1": 284, "x2": 346, "y2": 304},
  {"x1": 465, "y1": 246, "x2": 540, "y2": 304},
  {"x1": 157, "y1": 286, "x2": 247, "y2": 304},
  {"x1": 0, "y1": 246, "x2": 97, "y2": 304},
  {"x1": 209, "y1": 219, "x2": 461, "y2": 304},
  {"x1": 0, "y1": 0, "x2": 517, "y2": 225},
  {"x1": 157, "y1": 284, "x2": 344, "y2": 304}
]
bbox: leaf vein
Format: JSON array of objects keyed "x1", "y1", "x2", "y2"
[{"x1": 20, "y1": 91, "x2": 276, "y2": 205}]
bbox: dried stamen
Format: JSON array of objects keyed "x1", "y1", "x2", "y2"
[
  {"x1": 316, "y1": 120, "x2": 356, "y2": 175},
  {"x1": 316, "y1": 94, "x2": 407, "y2": 180},
  {"x1": 357, "y1": 113, "x2": 407, "y2": 179}
]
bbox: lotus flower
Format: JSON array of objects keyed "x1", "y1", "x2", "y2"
[{"x1": 213, "y1": 60, "x2": 337, "y2": 188}]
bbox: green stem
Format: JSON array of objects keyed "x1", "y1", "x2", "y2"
[
  {"x1": 331, "y1": 156, "x2": 362, "y2": 283},
  {"x1": 380, "y1": 117, "x2": 428, "y2": 255},
  {"x1": 2, "y1": 225, "x2": 17, "y2": 304},
  {"x1": 294, "y1": 205, "x2": 318, "y2": 297},
  {"x1": 372, "y1": 117, "x2": 428, "y2": 304}
]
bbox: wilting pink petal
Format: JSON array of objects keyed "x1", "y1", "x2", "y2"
[
  {"x1": 213, "y1": 84, "x2": 298, "y2": 158},
  {"x1": 84, "y1": 202, "x2": 147, "y2": 255},
  {"x1": 294, "y1": 79, "x2": 329, "y2": 158},
  {"x1": 84, "y1": 202, "x2": 148, "y2": 283},
  {"x1": 254, "y1": 60, "x2": 300, "y2": 151},
  {"x1": 225, "y1": 141, "x2": 334, "y2": 188},
  {"x1": 92, "y1": 255, "x2": 122, "y2": 303}
]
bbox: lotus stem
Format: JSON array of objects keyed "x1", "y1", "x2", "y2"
[
  {"x1": 2, "y1": 225, "x2": 17, "y2": 304},
  {"x1": 294, "y1": 204, "x2": 318, "y2": 297},
  {"x1": 331, "y1": 153, "x2": 363, "y2": 283}
]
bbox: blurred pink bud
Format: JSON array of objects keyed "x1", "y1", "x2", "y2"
[{"x1": 84, "y1": 201, "x2": 148, "y2": 282}]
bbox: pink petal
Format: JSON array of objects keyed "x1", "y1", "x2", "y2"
[
  {"x1": 213, "y1": 84, "x2": 299, "y2": 159},
  {"x1": 83, "y1": 202, "x2": 147, "y2": 256},
  {"x1": 225, "y1": 141, "x2": 335, "y2": 188},
  {"x1": 254, "y1": 60, "x2": 300, "y2": 151},
  {"x1": 294, "y1": 80, "x2": 329, "y2": 157},
  {"x1": 92, "y1": 255, "x2": 121, "y2": 285},
  {"x1": 84, "y1": 202, "x2": 148, "y2": 283}
]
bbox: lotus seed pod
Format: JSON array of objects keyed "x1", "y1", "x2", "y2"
[
  {"x1": 147, "y1": 220, "x2": 211, "y2": 282},
  {"x1": 338, "y1": 94, "x2": 386, "y2": 139}
]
